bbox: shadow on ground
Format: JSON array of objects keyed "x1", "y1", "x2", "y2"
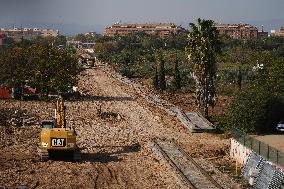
[
  {"x1": 82, "y1": 143, "x2": 141, "y2": 163},
  {"x1": 47, "y1": 143, "x2": 141, "y2": 163},
  {"x1": 80, "y1": 95, "x2": 134, "y2": 102}
]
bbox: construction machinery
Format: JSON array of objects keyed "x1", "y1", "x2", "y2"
[{"x1": 39, "y1": 96, "x2": 80, "y2": 161}]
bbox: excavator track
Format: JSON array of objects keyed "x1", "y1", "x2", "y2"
[
  {"x1": 73, "y1": 149, "x2": 81, "y2": 162},
  {"x1": 39, "y1": 149, "x2": 49, "y2": 161}
]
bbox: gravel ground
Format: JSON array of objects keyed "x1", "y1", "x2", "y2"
[{"x1": 0, "y1": 66, "x2": 243, "y2": 188}]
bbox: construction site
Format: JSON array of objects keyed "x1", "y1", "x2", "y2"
[
  {"x1": 3, "y1": 0, "x2": 284, "y2": 187},
  {"x1": 0, "y1": 62, "x2": 249, "y2": 189}
]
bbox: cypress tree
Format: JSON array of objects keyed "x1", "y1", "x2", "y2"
[
  {"x1": 158, "y1": 56, "x2": 166, "y2": 91},
  {"x1": 153, "y1": 67, "x2": 159, "y2": 89},
  {"x1": 172, "y1": 59, "x2": 181, "y2": 91}
]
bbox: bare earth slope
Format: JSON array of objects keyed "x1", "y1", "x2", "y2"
[{"x1": 0, "y1": 67, "x2": 237, "y2": 188}]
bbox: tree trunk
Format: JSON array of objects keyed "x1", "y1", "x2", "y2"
[
  {"x1": 204, "y1": 105, "x2": 209, "y2": 119},
  {"x1": 203, "y1": 78, "x2": 210, "y2": 119},
  {"x1": 238, "y1": 65, "x2": 242, "y2": 90}
]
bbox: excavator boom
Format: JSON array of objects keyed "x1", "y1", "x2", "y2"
[{"x1": 55, "y1": 97, "x2": 66, "y2": 128}]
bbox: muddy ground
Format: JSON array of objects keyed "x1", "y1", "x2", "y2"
[{"x1": 0, "y1": 66, "x2": 244, "y2": 188}]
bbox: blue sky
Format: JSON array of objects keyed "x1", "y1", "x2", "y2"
[{"x1": 0, "y1": 0, "x2": 283, "y2": 34}]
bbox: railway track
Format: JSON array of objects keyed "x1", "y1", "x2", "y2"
[{"x1": 153, "y1": 139, "x2": 224, "y2": 189}]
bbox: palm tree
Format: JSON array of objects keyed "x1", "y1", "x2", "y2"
[{"x1": 187, "y1": 18, "x2": 221, "y2": 118}]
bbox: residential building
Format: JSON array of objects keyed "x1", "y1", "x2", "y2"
[
  {"x1": 40, "y1": 29, "x2": 60, "y2": 37},
  {"x1": 84, "y1": 32, "x2": 97, "y2": 37},
  {"x1": 67, "y1": 40, "x2": 96, "y2": 49},
  {"x1": 104, "y1": 23, "x2": 185, "y2": 38},
  {"x1": 215, "y1": 23, "x2": 258, "y2": 39},
  {"x1": 0, "y1": 27, "x2": 59, "y2": 41},
  {"x1": 271, "y1": 27, "x2": 284, "y2": 37}
]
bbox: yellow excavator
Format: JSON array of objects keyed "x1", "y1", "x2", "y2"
[{"x1": 39, "y1": 96, "x2": 80, "y2": 161}]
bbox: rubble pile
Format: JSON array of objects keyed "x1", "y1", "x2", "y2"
[{"x1": 0, "y1": 108, "x2": 39, "y2": 127}]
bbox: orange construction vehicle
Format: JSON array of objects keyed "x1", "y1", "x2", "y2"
[{"x1": 38, "y1": 97, "x2": 80, "y2": 161}]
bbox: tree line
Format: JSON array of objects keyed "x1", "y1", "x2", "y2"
[
  {"x1": 0, "y1": 44, "x2": 81, "y2": 96},
  {"x1": 2, "y1": 21, "x2": 284, "y2": 133},
  {"x1": 93, "y1": 20, "x2": 284, "y2": 134},
  {"x1": 93, "y1": 32, "x2": 191, "y2": 91}
]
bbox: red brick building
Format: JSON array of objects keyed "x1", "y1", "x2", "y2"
[
  {"x1": 104, "y1": 23, "x2": 185, "y2": 38},
  {"x1": 215, "y1": 23, "x2": 258, "y2": 39}
]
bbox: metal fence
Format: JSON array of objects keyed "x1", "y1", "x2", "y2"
[{"x1": 231, "y1": 128, "x2": 284, "y2": 168}]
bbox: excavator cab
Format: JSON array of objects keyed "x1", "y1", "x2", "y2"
[
  {"x1": 41, "y1": 120, "x2": 54, "y2": 129},
  {"x1": 38, "y1": 97, "x2": 80, "y2": 161}
]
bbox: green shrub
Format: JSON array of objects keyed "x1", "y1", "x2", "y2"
[
  {"x1": 209, "y1": 115, "x2": 229, "y2": 133},
  {"x1": 119, "y1": 66, "x2": 135, "y2": 78}
]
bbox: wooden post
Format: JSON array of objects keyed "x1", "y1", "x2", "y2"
[
  {"x1": 267, "y1": 145, "x2": 270, "y2": 160},
  {"x1": 235, "y1": 161, "x2": 239, "y2": 176},
  {"x1": 258, "y1": 141, "x2": 261, "y2": 155}
]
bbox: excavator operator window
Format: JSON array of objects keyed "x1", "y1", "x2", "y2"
[{"x1": 41, "y1": 121, "x2": 54, "y2": 129}]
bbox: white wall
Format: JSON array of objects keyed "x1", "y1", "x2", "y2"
[
  {"x1": 230, "y1": 138, "x2": 252, "y2": 165},
  {"x1": 230, "y1": 138, "x2": 284, "y2": 173}
]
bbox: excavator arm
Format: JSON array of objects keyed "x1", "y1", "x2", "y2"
[{"x1": 55, "y1": 97, "x2": 66, "y2": 128}]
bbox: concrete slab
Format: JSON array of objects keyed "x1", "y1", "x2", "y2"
[{"x1": 185, "y1": 112, "x2": 215, "y2": 132}]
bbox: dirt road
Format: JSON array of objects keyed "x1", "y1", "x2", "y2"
[
  {"x1": 256, "y1": 135, "x2": 284, "y2": 153},
  {"x1": 0, "y1": 66, "x2": 237, "y2": 188}
]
